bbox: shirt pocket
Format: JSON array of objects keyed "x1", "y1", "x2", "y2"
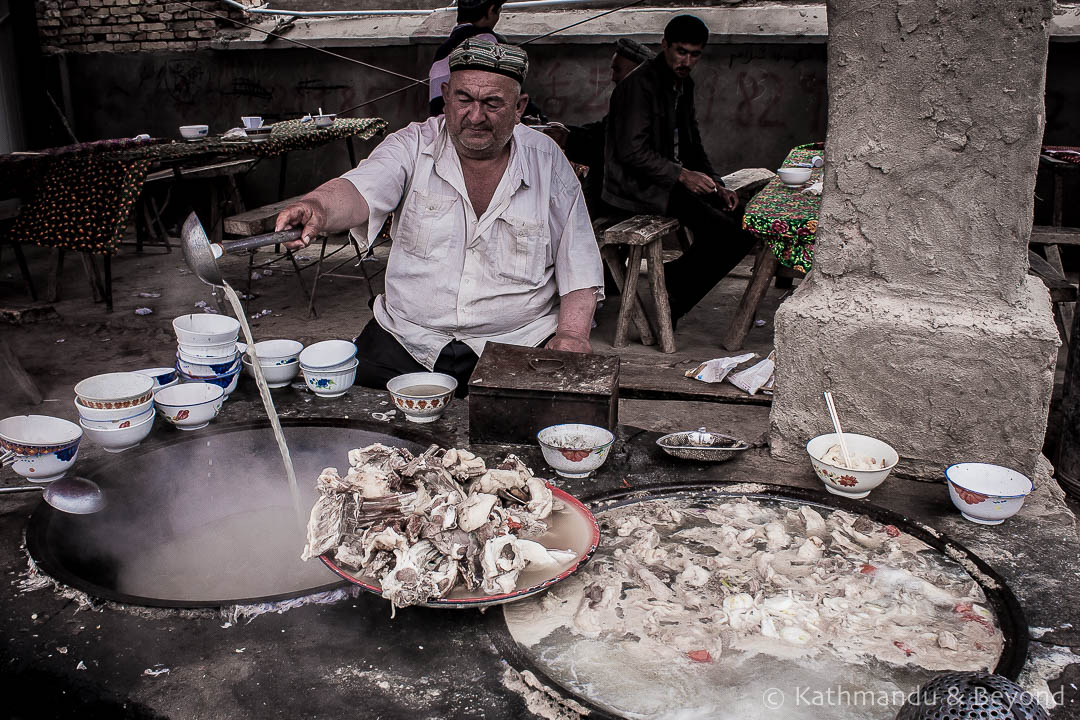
[
  {"x1": 394, "y1": 190, "x2": 456, "y2": 260},
  {"x1": 493, "y1": 215, "x2": 549, "y2": 285}
]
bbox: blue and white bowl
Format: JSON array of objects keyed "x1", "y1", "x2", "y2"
[
  {"x1": 301, "y1": 359, "x2": 358, "y2": 398},
  {"x1": 946, "y1": 463, "x2": 1034, "y2": 525},
  {"x1": 172, "y1": 314, "x2": 240, "y2": 346},
  {"x1": 0, "y1": 415, "x2": 83, "y2": 482},
  {"x1": 176, "y1": 351, "x2": 241, "y2": 378},
  {"x1": 177, "y1": 340, "x2": 240, "y2": 361},
  {"x1": 241, "y1": 354, "x2": 300, "y2": 388},
  {"x1": 155, "y1": 383, "x2": 225, "y2": 431},
  {"x1": 177, "y1": 365, "x2": 241, "y2": 397},
  {"x1": 133, "y1": 367, "x2": 178, "y2": 392},
  {"x1": 248, "y1": 339, "x2": 303, "y2": 365},
  {"x1": 299, "y1": 340, "x2": 357, "y2": 371}
]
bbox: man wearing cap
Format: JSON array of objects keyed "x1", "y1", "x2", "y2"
[
  {"x1": 427, "y1": 0, "x2": 506, "y2": 117},
  {"x1": 275, "y1": 40, "x2": 604, "y2": 394},
  {"x1": 603, "y1": 15, "x2": 756, "y2": 326}
]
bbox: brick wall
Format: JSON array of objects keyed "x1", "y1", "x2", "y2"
[{"x1": 36, "y1": 0, "x2": 249, "y2": 53}]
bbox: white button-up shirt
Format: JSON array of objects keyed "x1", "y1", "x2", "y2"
[{"x1": 342, "y1": 116, "x2": 604, "y2": 370}]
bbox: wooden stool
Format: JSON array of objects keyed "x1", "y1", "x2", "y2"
[
  {"x1": 223, "y1": 195, "x2": 314, "y2": 309},
  {"x1": 600, "y1": 215, "x2": 679, "y2": 354}
]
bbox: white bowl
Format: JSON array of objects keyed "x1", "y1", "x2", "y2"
[
  {"x1": 74, "y1": 372, "x2": 155, "y2": 409},
  {"x1": 79, "y1": 411, "x2": 155, "y2": 453},
  {"x1": 0, "y1": 415, "x2": 83, "y2": 482},
  {"x1": 178, "y1": 366, "x2": 241, "y2": 397},
  {"x1": 155, "y1": 383, "x2": 225, "y2": 430},
  {"x1": 74, "y1": 396, "x2": 153, "y2": 421},
  {"x1": 179, "y1": 124, "x2": 208, "y2": 140},
  {"x1": 299, "y1": 340, "x2": 357, "y2": 370},
  {"x1": 78, "y1": 405, "x2": 153, "y2": 430},
  {"x1": 241, "y1": 354, "x2": 300, "y2": 388},
  {"x1": 386, "y1": 372, "x2": 457, "y2": 423},
  {"x1": 133, "y1": 367, "x2": 178, "y2": 390},
  {"x1": 314, "y1": 114, "x2": 336, "y2": 128},
  {"x1": 178, "y1": 341, "x2": 240, "y2": 361},
  {"x1": 537, "y1": 423, "x2": 614, "y2": 479},
  {"x1": 946, "y1": 463, "x2": 1033, "y2": 525},
  {"x1": 172, "y1": 314, "x2": 241, "y2": 346},
  {"x1": 241, "y1": 116, "x2": 263, "y2": 130},
  {"x1": 302, "y1": 360, "x2": 358, "y2": 398},
  {"x1": 806, "y1": 433, "x2": 899, "y2": 499},
  {"x1": 248, "y1": 339, "x2": 303, "y2": 364},
  {"x1": 176, "y1": 351, "x2": 241, "y2": 377},
  {"x1": 777, "y1": 167, "x2": 812, "y2": 187}
]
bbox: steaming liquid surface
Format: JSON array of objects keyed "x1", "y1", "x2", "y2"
[
  {"x1": 222, "y1": 282, "x2": 303, "y2": 525},
  {"x1": 399, "y1": 384, "x2": 449, "y2": 396}
]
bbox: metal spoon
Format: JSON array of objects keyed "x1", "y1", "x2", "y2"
[
  {"x1": 43, "y1": 476, "x2": 105, "y2": 514},
  {"x1": 181, "y1": 212, "x2": 303, "y2": 288}
]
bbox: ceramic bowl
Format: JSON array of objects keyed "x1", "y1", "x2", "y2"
[
  {"x1": 155, "y1": 383, "x2": 225, "y2": 431},
  {"x1": 241, "y1": 116, "x2": 263, "y2": 130},
  {"x1": 247, "y1": 339, "x2": 303, "y2": 365},
  {"x1": 777, "y1": 167, "x2": 812, "y2": 187},
  {"x1": 314, "y1": 114, "x2": 336, "y2": 128},
  {"x1": 172, "y1": 314, "x2": 241, "y2": 346},
  {"x1": 179, "y1": 124, "x2": 208, "y2": 141},
  {"x1": 74, "y1": 396, "x2": 153, "y2": 422},
  {"x1": 0, "y1": 415, "x2": 83, "y2": 482},
  {"x1": 301, "y1": 360, "x2": 358, "y2": 398},
  {"x1": 78, "y1": 404, "x2": 153, "y2": 430},
  {"x1": 74, "y1": 372, "x2": 155, "y2": 410},
  {"x1": 299, "y1": 339, "x2": 357, "y2": 371},
  {"x1": 241, "y1": 354, "x2": 300, "y2": 388},
  {"x1": 946, "y1": 463, "x2": 1033, "y2": 525},
  {"x1": 806, "y1": 433, "x2": 899, "y2": 499},
  {"x1": 79, "y1": 410, "x2": 155, "y2": 453},
  {"x1": 133, "y1": 367, "x2": 178, "y2": 390},
  {"x1": 537, "y1": 423, "x2": 615, "y2": 479},
  {"x1": 386, "y1": 372, "x2": 457, "y2": 423},
  {"x1": 177, "y1": 341, "x2": 240, "y2": 361},
  {"x1": 176, "y1": 351, "x2": 241, "y2": 377},
  {"x1": 177, "y1": 366, "x2": 241, "y2": 397}
]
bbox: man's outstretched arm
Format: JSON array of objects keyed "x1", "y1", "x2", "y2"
[{"x1": 274, "y1": 178, "x2": 371, "y2": 250}]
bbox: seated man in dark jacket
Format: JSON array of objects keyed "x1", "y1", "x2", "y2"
[{"x1": 602, "y1": 15, "x2": 756, "y2": 325}]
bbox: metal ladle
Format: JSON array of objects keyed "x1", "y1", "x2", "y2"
[
  {"x1": 0, "y1": 476, "x2": 105, "y2": 514},
  {"x1": 181, "y1": 212, "x2": 303, "y2": 287}
]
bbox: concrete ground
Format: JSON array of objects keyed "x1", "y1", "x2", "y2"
[{"x1": 2, "y1": 235, "x2": 1079, "y2": 718}]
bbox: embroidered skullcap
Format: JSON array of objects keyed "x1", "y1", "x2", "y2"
[
  {"x1": 615, "y1": 38, "x2": 652, "y2": 65},
  {"x1": 449, "y1": 38, "x2": 529, "y2": 84}
]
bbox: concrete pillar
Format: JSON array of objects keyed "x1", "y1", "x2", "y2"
[{"x1": 769, "y1": 0, "x2": 1060, "y2": 479}]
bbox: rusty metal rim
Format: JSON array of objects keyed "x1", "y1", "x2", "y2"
[
  {"x1": 487, "y1": 481, "x2": 1028, "y2": 720},
  {"x1": 25, "y1": 417, "x2": 442, "y2": 609}
]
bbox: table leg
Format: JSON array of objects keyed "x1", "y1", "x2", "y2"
[
  {"x1": 80, "y1": 252, "x2": 103, "y2": 304},
  {"x1": 306, "y1": 237, "x2": 329, "y2": 320},
  {"x1": 645, "y1": 238, "x2": 676, "y2": 353},
  {"x1": 104, "y1": 254, "x2": 113, "y2": 313},
  {"x1": 346, "y1": 137, "x2": 357, "y2": 168},
  {"x1": 722, "y1": 243, "x2": 779, "y2": 351},
  {"x1": 614, "y1": 245, "x2": 644, "y2": 348},
  {"x1": 46, "y1": 249, "x2": 64, "y2": 303}
]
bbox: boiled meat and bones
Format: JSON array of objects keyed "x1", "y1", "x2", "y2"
[{"x1": 302, "y1": 443, "x2": 575, "y2": 611}]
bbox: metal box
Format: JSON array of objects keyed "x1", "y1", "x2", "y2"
[{"x1": 468, "y1": 342, "x2": 620, "y2": 445}]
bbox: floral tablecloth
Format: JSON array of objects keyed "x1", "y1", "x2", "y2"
[
  {"x1": 741, "y1": 142, "x2": 824, "y2": 273},
  {"x1": 3, "y1": 118, "x2": 387, "y2": 255}
]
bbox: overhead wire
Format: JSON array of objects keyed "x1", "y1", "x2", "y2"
[{"x1": 174, "y1": 0, "x2": 651, "y2": 115}]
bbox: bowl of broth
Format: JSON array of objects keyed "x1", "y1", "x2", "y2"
[{"x1": 386, "y1": 372, "x2": 457, "y2": 424}]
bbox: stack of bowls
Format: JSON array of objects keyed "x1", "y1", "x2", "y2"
[
  {"x1": 240, "y1": 339, "x2": 304, "y2": 388},
  {"x1": 298, "y1": 340, "x2": 358, "y2": 398},
  {"x1": 73, "y1": 372, "x2": 156, "y2": 453},
  {"x1": 172, "y1": 314, "x2": 242, "y2": 398},
  {"x1": 0, "y1": 415, "x2": 83, "y2": 482}
]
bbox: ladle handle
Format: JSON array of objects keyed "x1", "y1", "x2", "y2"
[{"x1": 219, "y1": 228, "x2": 304, "y2": 254}]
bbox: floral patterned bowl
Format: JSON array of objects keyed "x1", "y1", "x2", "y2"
[
  {"x1": 806, "y1": 432, "x2": 898, "y2": 499},
  {"x1": 0, "y1": 415, "x2": 83, "y2": 482},
  {"x1": 301, "y1": 359, "x2": 358, "y2": 399},
  {"x1": 386, "y1": 372, "x2": 457, "y2": 423},
  {"x1": 154, "y1": 383, "x2": 225, "y2": 431},
  {"x1": 74, "y1": 372, "x2": 155, "y2": 410},
  {"x1": 537, "y1": 423, "x2": 614, "y2": 479},
  {"x1": 946, "y1": 463, "x2": 1033, "y2": 525}
]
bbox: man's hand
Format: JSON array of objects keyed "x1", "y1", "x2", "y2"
[
  {"x1": 715, "y1": 186, "x2": 738, "y2": 211},
  {"x1": 545, "y1": 332, "x2": 591, "y2": 354},
  {"x1": 275, "y1": 199, "x2": 326, "y2": 251},
  {"x1": 678, "y1": 168, "x2": 717, "y2": 195}
]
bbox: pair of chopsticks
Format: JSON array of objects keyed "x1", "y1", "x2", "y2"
[{"x1": 824, "y1": 391, "x2": 854, "y2": 468}]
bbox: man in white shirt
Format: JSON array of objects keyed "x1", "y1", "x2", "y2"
[{"x1": 275, "y1": 40, "x2": 604, "y2": 395}]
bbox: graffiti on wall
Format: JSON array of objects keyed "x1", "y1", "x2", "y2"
[{"x1": 156, "y1": 59, "x2": 208, "y2": 105}]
